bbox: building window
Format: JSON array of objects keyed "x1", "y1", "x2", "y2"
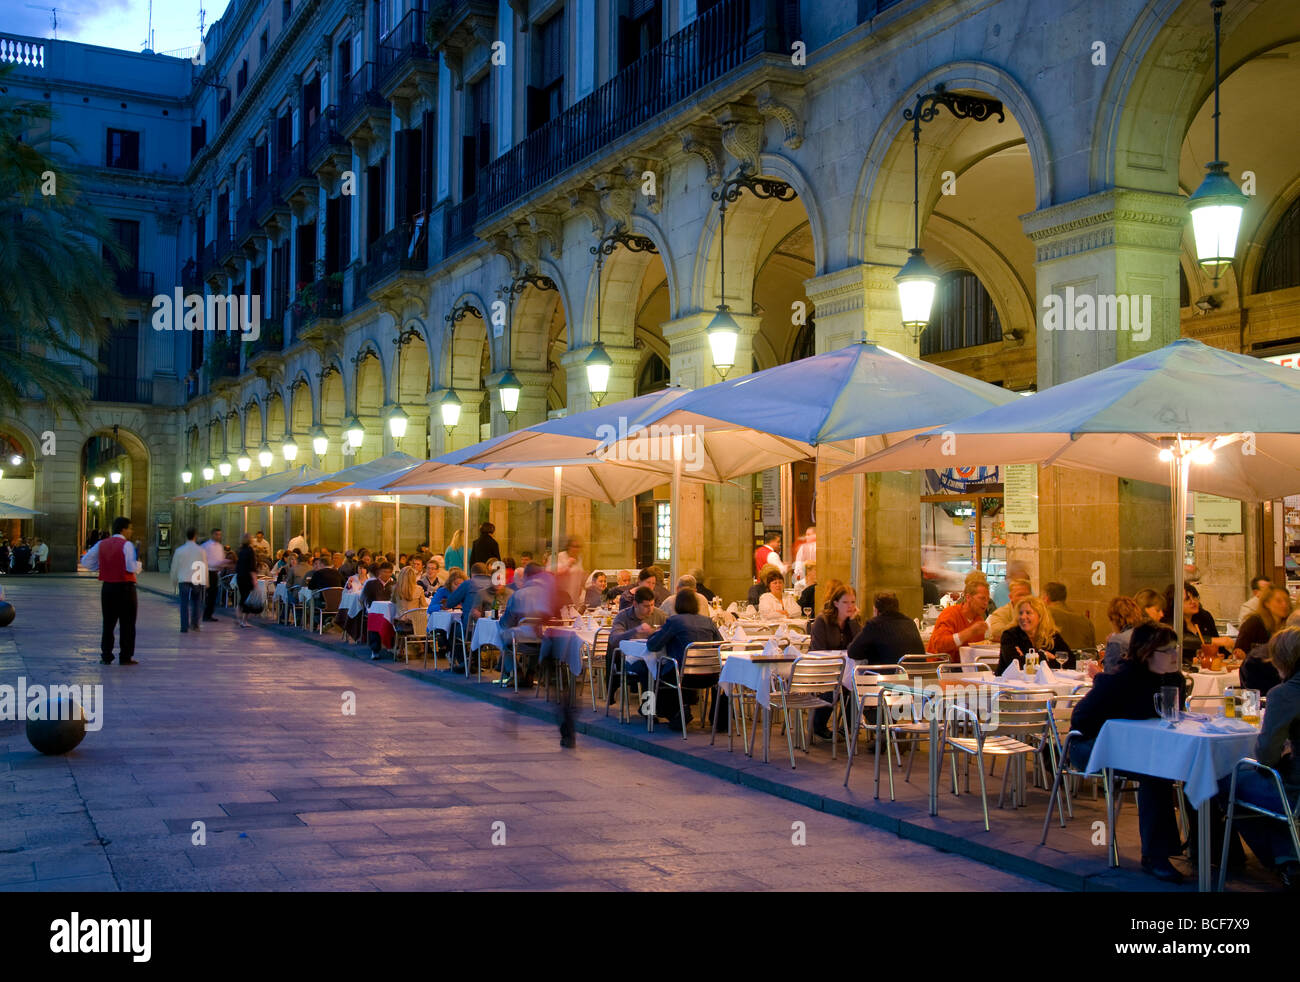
[
  {"x1": 1258, "y1": 196, "x2": 1300, "y2": 294},
  {"x1": 462, "y1": 74, "x2": 491, "y2": 198},
  {"x1": 283, "y1": 0, "x2": 292, "y2": 24},
  {"x1": 237, "y1": 59, "x2": 249, "y2": 95},
  {"x1": 618, "y1": 0, "x2": 662, "y2": 70},
  {"x1": 636, "y1": 352, "x2": 669, "y2": 395},
  {"x1": 190, "y1": 119, "x2": 207, "y2": 160},
  {"x1": 105, "y1": 128, "x2": 139, "y2": 169},
  {"x1": 919, "y1": 270, "x2": 1002, "y2": 356},
  {"x1": 259, "y1": 30, "x2": 268, "y2": 58},
  {"x1": 219, "y1": 89, "x2": 231, "y2": 122},
  {"x1": 528, "y1": 8, "x2": 565, "y2": 134}
]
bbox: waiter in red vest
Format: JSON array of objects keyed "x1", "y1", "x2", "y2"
[{"x1": 79, "y1": 515, "x2": 144, "y2": 665}]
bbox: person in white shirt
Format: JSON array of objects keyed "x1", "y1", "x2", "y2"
[
  {"x1": 1239, "y1": 576, "x2": 1271, "y2": 625},
  {"x1": 555, "y1": 538, "x2": 586, "y2": 606},
  {"x1": 169, "y1": 527, "x2": 208, "y2": 633},
  {"x1": 80, "y1": 516, "x2": 144, "y2": 664},
  {"x1": 757, "y1": 568, "x2": 802, "y2": 619},
  {"x1": 200, "y1": 528, "x2": 226, "y2": 621},
  {"x1": 32, "y1": 538, "x2": 49, "y2": 573},
  {"x1": 287, "y1": 532, "x2": 309, "y2": 556},
  {"x1": 792, "y1": 526, "x2": 816, "y2": 589}
]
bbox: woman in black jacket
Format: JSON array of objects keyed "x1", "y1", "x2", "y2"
[
  {"x1": 234, "y1": 533, "x2": 257, "y2": 629},
  {"x1": 641, "y1": 589, "x2": 723, "y2": 732},
  {"x1": 997, "y1": 597, "x2": 1073, "y2": 674},
  {"x1": 1070, "y1": 623, "x2": 1189, "y2": 883},
  {"x1": 1163, "y1": 582, "x2": 1219, "y2": 662}
]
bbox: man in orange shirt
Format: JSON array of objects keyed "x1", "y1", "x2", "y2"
[{"x1": 926, "y1": 581, "x2": 991, "y2": 662}]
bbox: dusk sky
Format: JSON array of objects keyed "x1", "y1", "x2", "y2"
[{"x1": 3, "y1": 0, "x2": 230, "y2": 56}]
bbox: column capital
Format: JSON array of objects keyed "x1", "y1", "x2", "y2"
[
  {"x1": 1020, "y1": 188, "x2": 1188, "y2": 263},
  {"x1": 802, "y1": 263, "x2": 918, "y2": 356}
]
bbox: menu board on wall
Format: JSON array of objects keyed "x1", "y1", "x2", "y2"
[
  {"x1": 761, "y1": 469, "x2": 781, "y2": 527},
  {"x1": 1193, "y1": 492, "x2": 1242, "y2": 534},
  {"x1": 1003, "y1": 464, "x2": 1039, "y2": 534}
]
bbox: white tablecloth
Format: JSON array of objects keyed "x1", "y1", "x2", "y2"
[
  {"x1": 340, "y1": 589, "x2": 364, "y2": 619},
  {"x1": 368, "y1": 601, "x2": 395, "y2": 624},
  {"x1": 471, "y1": 616, "x2": 503, "y2": 652},
  {"x1": 1085, "y1": 717, "x2": 1259, "y2": 806},
  {"x1": 426, "y1": 609, "x2": 459, "y2": 635},
  {"x1": 619, "y1": 639, "x2": 667, "y2": 681},
  {"x1": 960, "y1": 643, "x2": 1001, "y2": 665},
  {"x1": 718, "y1": 650, "x2": 803, "y2": 710},
  {"x1": 1190, "y1": 669, "x2": 1240, "y2": 700},
  {"x1": 544, "y1": 627, "x2": 597, "y2": 675}
]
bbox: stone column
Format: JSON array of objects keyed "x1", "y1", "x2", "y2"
[
  {"x1": 805, "y1": 264, "x2": 923, "y2": 616},
  {"x1": 1018, "y1": 189, "x2": 1187, "y2": 620}
]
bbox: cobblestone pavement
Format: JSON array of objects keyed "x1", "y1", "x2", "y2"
[{"x1": 0, "y1": 577, "x2": 1054, "y2": 891}]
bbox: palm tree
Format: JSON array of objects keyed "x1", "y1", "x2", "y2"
[{"x1": 0, "y1": 63, "x2": 126, "y2": 421}]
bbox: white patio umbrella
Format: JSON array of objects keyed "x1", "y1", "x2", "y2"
[
  {"x1": 0, "y1": 502, "x2": 44, "y2": 518},
  {"x1": 825, "y1": 338, "x2": 1300, "y2": 648},
  {"x1": 593, "y1": 340, "x2": 1021, "y2": 585},
  {"x1": 199, "y1": 466, "x2": 326, "y2": 550},
  {"x1": 456, "y1": 390, "x2": 723, "y2": 574}
]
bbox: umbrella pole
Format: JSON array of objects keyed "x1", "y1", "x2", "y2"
[
  {"x1": 302, "y1": 506, "x2": 307, "y2": 545},
  {"x1": 394, "y1": 500, "x2": 400, "y2": 557},
  {"x1": 1173, "y1": 448, "x2": 1190, "y2": 654},
  {"x1": 850, "y1": 438, "x2": 866, "y2": 606},
  {"x1": 551, "y1": 466, "x2": 562, "y2": 573},
  {"x1": 344, "y1": 504, "x2": 351, "y2": 552},
  {"x1": 243, "y1": 505, "x2": 247, "y2": 538},
  {"x1": 463, "y1": 492, "x2": 471, "y2": 566},
  {"x1": 268, "y1": 506, "x2": 274, "y2": 551},
  {"x1": 670, "y1": 441, "x2": 682, "y2": 586}
]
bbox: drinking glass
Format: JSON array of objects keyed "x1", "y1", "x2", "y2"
[
  {"x1": 1154, "y1": 685, "x2": 1181, "y2": 724},
  {"x1": 1240, "y1": 688, "x2": 1261, "y2": 726}
]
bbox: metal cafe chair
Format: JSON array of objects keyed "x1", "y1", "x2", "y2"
[
  {"x1": 582, "y1": 627, "x2": 612, "y2": 712},
  {"x1": 1219, "y1": 756, "x2": 1300, "y2": 892},
  {"x1": 842, "y1": 664, "x2": 907, "y2": 789},
  {"x1": 871, "y1": 678, "x2": 942, "y2": 802},
  {"x1": 394, "y1": 607, "x2": 429, "y2": 664},
  {"x1": 939, "y1": 687, "x2": 1051, "y2": 831},
  {"x1": 770, "y1": 654, "x2": 847, "y2": 768},
  {"x1": 313, "y1": 587, "x2": 343, "y2": 634},
  {"x1": 654, "y1": 642, "x2": 724, "y2": 740},
  {"x1": 709, "y1": 641, "x2": 766, "y2": 752}
]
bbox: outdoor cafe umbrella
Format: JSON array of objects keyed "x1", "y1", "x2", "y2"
[
  {"x1": 199, "y1": 465, "x2": 325, "y2": 550},
  {"x1": 0, "y1": 502, "x2": 44, "y2": 518},
  {"x1": 592, "y1": 340, "x2": 1021, "y2": 585},
  {"x1": 823, "y1": 338, "x2": 1300, "y2": 649},
  {"x1": 456, "y1": 390, "x2": 723, "y2": 575}
]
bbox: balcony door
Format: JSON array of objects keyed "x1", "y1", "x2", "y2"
[
  {"x1": 618, "y1": 0, "x2": 662, "y2": 70},
  {"x1": 103, "y1": 218, "x2": 140, "y2": 293},
  {"x1": 97, "y1": 319, "x2": 139, "y2": 401},
  {"x1": 461, "y1": 74, "x2": 491, "y2": 199}
]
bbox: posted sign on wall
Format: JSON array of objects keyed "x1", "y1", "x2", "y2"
[
  {"x1": 1002, "y1": 464, "x2": 1039, "y2": 534},
  {"x1": 1193, "y1": 492, "x2": 1242, "y2": 534}
]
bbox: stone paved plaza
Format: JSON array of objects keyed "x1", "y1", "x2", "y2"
[{"x1": 0, "y1": 577, "x2": 1053, "y2": 892}]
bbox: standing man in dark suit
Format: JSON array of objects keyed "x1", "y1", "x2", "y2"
[{"x1": 79, "y1": 516, "x2": 143, "y2": 665}]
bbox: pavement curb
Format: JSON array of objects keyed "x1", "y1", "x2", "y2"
[{"x1": 133, "y1": 581, "x2": 1138, "y2": 892}]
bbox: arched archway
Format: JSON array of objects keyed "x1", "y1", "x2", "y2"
[{"x1": 78, "y1": 425, "x2": 150, "y2": 561}]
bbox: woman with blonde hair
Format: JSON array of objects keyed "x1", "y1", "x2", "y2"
[
  {"x1": 443, "y1": 529, "x2": 465, "y2": 573},
  {"x1": 1102, "y1": 595, "x2": 1147, "y2": 673},
  {"x1": 392, "y1": 566, "x2": 428, "y2": 645},
  {"x1": 1237, "y1": 586, "x2": 1295, "y2": 695},
  {"x1": 998, "y1": 595, "x2": 1072, "y2": 673}
]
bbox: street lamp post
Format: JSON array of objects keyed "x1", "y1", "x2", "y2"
[{"x1": 587, "y1": 228, "x2": 658, "y2": 405}]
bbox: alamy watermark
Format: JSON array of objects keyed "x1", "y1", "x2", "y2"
[
  {"x1": 1041, "y1": 287, "x2": 1151, "y2": 342},
  {"x1": 0, "y1": 677, "x2": 103, "y2": 731},
  {"x1": 594, "y1": 418, "x2": 709, "y2": 472},
  {"x1": 150, "y1": 288, "x2": 261, "y2": 342}
]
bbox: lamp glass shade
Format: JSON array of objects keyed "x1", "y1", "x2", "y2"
[
  {"x1": 93, "y1": 475, "x2": 106, "y2": 488},
  {"x1": 88, "y1": 494, "x2": 95, "y2": 503},
  {"x1": 201, "y1": 464, "x2": 215, "y2": 481},
  {"x1": 706, "y1": 307, "x2": 740, "y2": 374},
  {"x1": 236, "y1": 454, "x2": 251, "y2": 472},
  {"x1": 218, "y1": 458, "x2": 232, "y2": 477},
  {"x1": 344, "y1": 417, "x2": 364, "y2": 448},
  {"x1": 895, "y1": 248, "x2": 939, "y2": 330},
  {"x1": 9, "y1": 454, "x2": 21, "y2": 466},
  {"x1": 282, "y1": 438, "x2": 298, "y2": 462},
  {"x1": 257, "y1": 445, "x2": 273, "y2": 468},
  {"x1": 181, "y1": 469, "x2": 193, "y2": 484},
  {"x1": 584, "y1": 343, "x2": 613, "y2": 402},
  {"x1": 1188, "y1": 163, "x2": 1246, "y2": 277},
  {"x1": 387, "y1": 406, "x2": 409, "y2": 439},
  {"x1": 311, "y1": 427, "x2": 329, "y2": 456},
  {"x1": 498, "y1": 371, "x2": 521, "y2": 415},
  {"x1": 439, "y1": 391, "x2": 462, "y2": 429},
  {"x1": 109, "y1": 469, "x2": 122, "y2": 484}
]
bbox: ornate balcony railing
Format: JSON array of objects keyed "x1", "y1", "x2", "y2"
[
  {"x1": 477, "y1": 0, "x2": 799, "y2": 220},
  {"x1": 0, "y1": 36, "x2": 44, "y2": 69},
  {"x1": 245, "y1": 318, "x2": 284, "y2": 360},
  {"x1": 339, "y1": 62, "x2": 385, "y2": 129},
  {"x1": 85, "y1": 373, "x2": 153, "y2": 404},
  {"x1": 291, "y1": 276, "x2": 344, "y2": 334},
  {"x1": 378, "y1": 8, "x2": 431, "y2": 90},
  {"x1": 444, "y1": 195, "x2": 477, "y2": 256},
  {"x1": 360, "y1": 221, "x2": 429, "y2": 294},
  {"x1": 305, "y1": 107, "x2": 347, "y2": 166},
  {"x1": 112, "y1": 269, "x2": 155, "y2": 297}
]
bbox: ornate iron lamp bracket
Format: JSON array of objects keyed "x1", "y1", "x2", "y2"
[
  {"x1": 445, "y1": 301, "x2": 482, "y2": 324},
  {"x1": 712, "y1": 164, "x2": 798, "y2": 207}
]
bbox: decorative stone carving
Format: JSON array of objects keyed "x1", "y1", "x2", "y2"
[
  {"x1": 566, "y1": 188, "x2": 604, "y2": 235},
  {"x1": 711, "y1": 104, "x2": 763, "y2": 175},
  {"x1": 755, "y1": 82, "x2": 804, "y2": 150},
  {"x1": 678, "y1": 124, "x2": 724, "y2": 187},
  {"x1": 527, "y1": 210, "x2": 563, "y2": 259},
  {"x1": 622, "y1": 155, "x2": 664, "y2": 215},
  {"x1": 594, "y1": 172, "x2": 635, "y2": 231}
]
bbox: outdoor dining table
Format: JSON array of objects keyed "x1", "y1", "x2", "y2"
[
  {"x1": 340, "y1": 589, "x2": 365, "y2": 619},
  {"x1": 471, "y1": 615, "x2": 503, "y2": 652},
  {"x1": 1189, "y1": 668, "x2": 1241, "y2": 700},
  {"x1": 1084, "y1": 715, "x2": 1260, "y2": 892},
  {"x1": 426, "y1": 608, "x2": 459, "y2": 635},
  {"x1": 366, "y1": 600, "x2": 396, "y2": 651}
]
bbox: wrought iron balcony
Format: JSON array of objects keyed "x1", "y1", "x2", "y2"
[
  {"x1": 444, "y1": 195, "x2": 478, "y2": 256},
  {"x1": 252, "y1": 176, "x2": 289, "y2": 229},
  {"x1": 477, "y1": 0, "x2": 799, "y2": 220},
  {"x1": 426, "y1": 2, "x2": 496, "y2": 56},
  {"x1": 205, "y1": 336, "x2": 243, "y2": 390},
  {"x1": 339, "y1": 63, "x2": 387, "y2": 141},
  {"x1": 112, "y1": 268, "x2": 155, "y2": 298},
  {"x1": 360, "y1": 221, "x2": 429, "y2": 295},
  {"x1": 85, "y1": 373, "x2": 154, "y2": 404},
  {"x1": 245, "y1": 317, "x2": 284, "y2": 368},
  {"x1": 378, "y1": 8, "x2": 433, "y2": 94},
  {"x1": 216, "y1": 227, "x2": 238, "y2": 266},
  {"x1": 291, "y1": 276, "x2": 344, "y2": 337},
  {"x1": 279, "y1": 141, "x2": 315, "y2": 207},
  {"x1": 198, "y1": 242, "x2": 219, "y2": 281},
  {"x1": 305, "y1": 108, "x2": 349, "y2": 175},
  {"x1": 235, "y1": 199, "x2": 259, "y2": 245}
]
